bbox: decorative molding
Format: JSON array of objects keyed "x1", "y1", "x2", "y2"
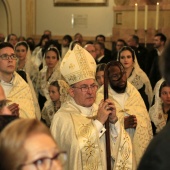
[
  {"x1": 114, "y1": 0, "x2": 163, "y2": 6},
  {"x1": 114, "y1": 0, "x2": 129, "y2": 6},
  {"x1": 115, "y1": 13, "x2": 122, "y2": 25},
  {"x1": 54, "y1": 0, "x2": 108, "y2": 6}
]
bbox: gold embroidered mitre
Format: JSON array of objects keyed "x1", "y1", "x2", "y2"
[{"x1": 60, "y1": 44, "x2": 96, "y2": 85}]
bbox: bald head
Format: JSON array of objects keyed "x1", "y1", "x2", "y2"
[{"x1": 84, "y1": 44, "x2": 97, "y2": 60}]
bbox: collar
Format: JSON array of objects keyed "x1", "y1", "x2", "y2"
[
  {"x1": 156, "y1": 48, "x2": 164, "y2": 56},
  {"x1": 70, "y1": 98, "x2": 98, "y2": 117},
  {"x1": 0, "y1": 74, "x2": 15, "y2": 85},
  {"x1": 97, "y1": 55, "x2": 104, "y2": 62}
]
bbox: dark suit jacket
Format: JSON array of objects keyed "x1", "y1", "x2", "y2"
[
  {"x1": 149, "y1": 55, "x2": 162, "y2": 89},
  {"x1": 145, "y1": 48, "x2": 158, "y2": 77},
  {"x1": 138, "y1": 121, "x2": 170, "y2": 170},
  {"x1": 96, "y1": 55, "x2": 112, "y2": 65},
  {"x1": 104, "y1": 48, "x2": 112, "y2": 58},
  {"x1": 131, "y1": 45, "x2": 148, "y2": 73},
  {"x1": 136, "y1": 45, "x2": 148, "y2": 72}
]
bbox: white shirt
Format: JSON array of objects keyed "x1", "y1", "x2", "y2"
[
  {"x1": 110, "y1": 88, "x2": 135, "y2": 140},
  {"x1": 0, "y1": 76, "x2": 14, "y2": 97}
]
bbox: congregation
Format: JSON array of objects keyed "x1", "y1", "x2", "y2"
[{"x1": 0, "y1": 30, "x2": 170, "y2": 170}]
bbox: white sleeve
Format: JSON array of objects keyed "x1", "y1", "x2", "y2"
[
  {"x1": 93, "y1": 119, "x2": 106, "y2": 138},
  {"x1": 109, "y1": 120, "x2": 120, "y2": 143},
  {"x1": 93, "y1": 119, "x2": 121, "y2": 142}
]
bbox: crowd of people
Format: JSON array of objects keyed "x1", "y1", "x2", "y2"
[{"x1": 0, "y1": 30, "x2": 169, "y2": 170}]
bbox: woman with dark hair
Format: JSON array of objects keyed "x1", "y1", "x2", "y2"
[
  {"x1": 42, "y1": 39, "x2": 61, "y2": 57},
  {"x1": 38, "y1": 39, "x2": 61, "y2": 70},
  {"x1": 6, "y1": 33, "x2": 18, "y2": 47},
  {"x1": 26, "y1": 37, "x2": 35, "y2": 53},
  {"x1": 15, "y1": 41, "x2": 39, "y2": 89},
  {"x1": 32, "y1": 34, "x2": 50, "y2": 67},
  {"x1": 61, "y1": 35, "x2": 72, "y2": 58},
  {"x1": 37, "y1": 47, "x2": 62, "y2": 110},
  {"x1": 95, "y1": 63, "x2": 106, "y2": 87},
  {"x1": 118, "y1": 46, "x2": 153, "y2": 110},
  {"x1": 15, "y1": 41, "x2": 41, "y2": 120},
  {"x1": 149, "y1": 80, "x2": 170, "y2": 134}
]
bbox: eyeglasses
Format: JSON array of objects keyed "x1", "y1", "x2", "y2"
[
  {"x1": 161, "y1": 91, "x2": 170, "y2": 96},
  {"x1": 72, "y1": 84, "x2": 98, "y2": 92},
  {"x1": 109, "y1": 71, "x2": 126, "y2": 81},
  {"x1": 20, "y1": 151, "x2": 67, "y2": 170},
  {"x1": 0, "y1": 54, "x2": 17, "y2": 60}
]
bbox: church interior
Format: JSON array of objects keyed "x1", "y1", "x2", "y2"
[{"x1": 0, "y1": 0, "x2": 169, "y2": 50}]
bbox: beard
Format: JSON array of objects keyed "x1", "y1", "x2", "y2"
[{"x1": 110, "y1": 81, "x2": 127, "y2": 93}]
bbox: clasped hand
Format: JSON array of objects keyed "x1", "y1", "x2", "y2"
[
  {"x1": 97, "y1": 99, "x2": 118, "y2": 125},
  {"x1": 8, "y1": 103, "x2": 19, "y2": 116},
  {"x1": 124, "y1": 115, "x2": 137, "y2": 129}
]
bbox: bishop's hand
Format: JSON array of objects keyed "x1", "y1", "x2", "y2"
[{"x1": 97, "y1": 99, "x2": 117, "y2": 125}]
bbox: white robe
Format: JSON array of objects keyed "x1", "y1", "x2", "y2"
[
  {"x1": 1, "y1": 72, "x2": 36, "y2": 118},
  {"x1": 96, "y1": 82, "x2": 153, "y2": 167},
  {"x1": 51, "y1": 98, "x2": 134, "y2": 170}
]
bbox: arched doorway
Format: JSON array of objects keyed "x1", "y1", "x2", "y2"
[{"x1": 0, "y1": 0, "x2": 12, "y2": 36}]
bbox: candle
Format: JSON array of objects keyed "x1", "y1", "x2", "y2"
[
  {"x1": 135, "y1": 3, "x2": 138, "y2": 30},
  {"x1": 144, "y1": 5, "x2": 148, "y2": 31},
  {"x1": 155, "y1": 2, "x2": 159, "y2": 30}
]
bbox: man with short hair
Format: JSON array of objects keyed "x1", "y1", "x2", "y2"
[
  {"x1": 0, "y1": 42, "x2": 36, "y2": 118},
  {"x1": 95, "y1": 34, "x2": 112, "y2": 58},
  {"x1": 146, "y1": 33, "x2": 167, "y2": 88},
  {"x1": 96, "y1": 61, "x2": 153, "y2": 167},
  {"x1": 112, "y1": 39, "x2": 127, "y2": 61},
  {"x1": 94, "y1": 41, "x2": 112, "y2": 64},
  {"x1": 127, "y1": 35, "x2": 148, "y2": 72},
  {"x1": 51, "y1": 45, "x2": 134, "y2": 170}
]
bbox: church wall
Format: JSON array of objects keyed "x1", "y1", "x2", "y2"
[
  {"x1": 1, "y1": 0, "x2": 115, "y2": 49},
  {"x1": 1, "y1": 0, "x2": 170, "y2": 50},
  {"x1": 35, "y1": 0, "x2": 114, "y2": 37}
]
